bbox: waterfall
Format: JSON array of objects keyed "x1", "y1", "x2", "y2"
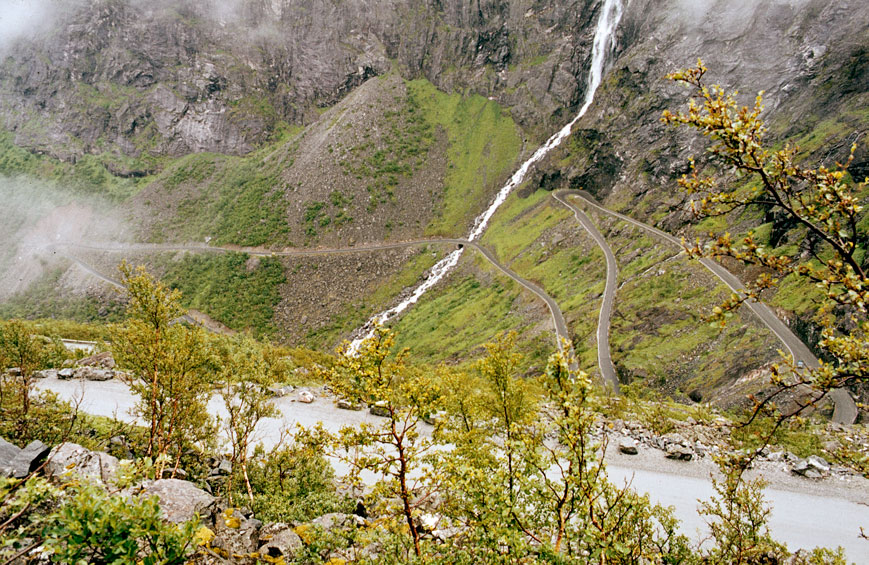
[{"x1": 349, "y1": 0, "x2": 624, "y2": 353}]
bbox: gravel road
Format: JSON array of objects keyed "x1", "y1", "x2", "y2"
[{"x1": 37, "y1": 377, "x2": 869, "y2": 561}]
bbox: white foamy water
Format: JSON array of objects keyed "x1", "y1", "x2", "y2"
[{"x1": 349, "y1": 0, "x2": 624, "y2": 352}]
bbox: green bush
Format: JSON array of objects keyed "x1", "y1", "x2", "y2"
[
  {"x1": 162, "y1": 252, "x2": 286, "y2": 337},
  {"x1": 243, "y1": 442, "x2": 352, "y2": 523}
]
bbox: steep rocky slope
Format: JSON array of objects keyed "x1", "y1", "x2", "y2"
[{"x1": 0, "y1": 0, "x2": 605, "y2": 170}]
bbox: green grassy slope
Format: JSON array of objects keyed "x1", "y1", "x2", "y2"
[{"x1": 408, "y1": 80, "x2": 523, "y2": 236}]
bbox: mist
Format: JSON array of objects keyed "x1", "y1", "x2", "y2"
[
  {"x1": 668, "y1": 0, "x2": 814, "y2": 27},
  {"x1": 0, "y1": 0, "x2": 59, "y2": 52},
  {"x1": 0, "y1": 175, "x2": 128, "y2": 299}
]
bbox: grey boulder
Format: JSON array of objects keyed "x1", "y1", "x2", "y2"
[
  {"x1": 791, "y1": 455, "x2": 831, "y2": 478},
  {"x1": 311, "y1": 512, "x2": 365, "y2": 530},
  {"x1": 138, "y1": 479, "x2": 215, "y2": 523},
  {"x1": 664, "y1": 443, "x2": 693, "y2": 461},
  {"x1": 4, "y1": 440, "x2": 51, "y2": 478},
  {"x1": 618, "y1": 437, "x2": 638, "y2": 455},
  {"x1": 47, "y1": 443, "x2": 119, "y2": 484},
  {"x1": 74, "y1": 367, "x2": 114, "y2": 381},
  {"x1": 369, "y1": 401, "x2": 390, "y2": 417},
  {"x1": 211, "y1": 510, "x2": 262, "y2": 557},
  {"x1": 259, "y1": 523, "x2": 303, "y2": 560},
  {"x1": 0, "y1": 437, "x2": 20, "y2": 466}
]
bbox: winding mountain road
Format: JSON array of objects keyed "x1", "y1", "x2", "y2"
[
  {"x1": 552, "y1": 192, "x2": 620, "y2": 392},
  {"x1": 555, "y1": 190, "x2": 857, "y2": 425},
  {"x1": 53, "y1": 193, "x2": 858, "y2": 425},
  {"x1": 52, "y1": 238, "x2": 571, "y2": 351}
]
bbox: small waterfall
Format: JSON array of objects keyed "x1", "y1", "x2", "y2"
[{"x1": 349, "y1": 0, "x2": 624, "y2": 353}]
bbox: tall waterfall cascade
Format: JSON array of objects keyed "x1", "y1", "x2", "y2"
[{"x1": 349, "y1": 0, "x2": 624, "y2": 353}]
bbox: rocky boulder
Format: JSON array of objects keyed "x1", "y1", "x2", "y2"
[
  {"x1": 33, "y1": 369, "x2": 58, "y2": 379},
  {"x1": 77, "y1": 351, "x2": 115, "y2": 369},
  {"x1": 336, "y1": 398, "x2": 361, "y2": 410},
  {"x1": 369, "y1": 401, "x2": 390, "y2": 417},
  {"x1": 791, "y1": 455, "x2": 832, "y2": 479},
  {"x1": 618, "y1": 437, "x2": 639, "y2": 455},
  {"x1": 2, "y1": 440, "x2": 51, "y2": 478},
  {"x1": 73, "y1": 366, "x2": 114, "y2": 381},
  {"x1": 258, "y1": 523, "x2": 303, "y2": 561},
  {"x1": 311, "y1": 512, "x2": 365, "y2": 531},
  {"x1": 58, "y1": 368, "x2": 75, "y2": 379},
  {"x1": 268, "y1": 384, "x2": 294, "y2": 397},
  {"x1": 664, "y1": 443, "x2": 693, "y2": 461},
  {"x1": 297, "y1": 391, "x2": 315, "y2": 404},
  {"x1": 138, "y1": 479, "x2": 215, "y2": 523},
  {"x1": 0, "y1": 437, "x2": 21, "y2": 475},
  {"x1": 47, "y1": 443, "x2": 119, "y2": 484},
  {"x1": 211, "y1": 508, "x2": 262, "y2": 558}
]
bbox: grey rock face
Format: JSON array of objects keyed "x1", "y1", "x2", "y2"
[
  {"x1": 33, "y1": 369, "x2": 58, "y2": 379},
  {"x1": 0, "y1": 0, "x2": 605, "y2": 164},
  {"x1": 5, "y1": 440, "x2": 51, "y2": 478},
  {"x1": 0, "y1": 437, "x2": 21, "y2": 471},
  {"x1": 138, "y1": 479, "x2": 215, "y2": 523},
  {"x1": 58, "y1": 368, "x2": 75, "y2": 379},
  {"x1": 258, "y1": 523, "x2": 303, "y2": 560},
  {"x1": 618, "y1": 437, "x2": 638, "y2": 455},
  {"x1": 47, "y1": 443, "x2": 120, "y2": 484}
]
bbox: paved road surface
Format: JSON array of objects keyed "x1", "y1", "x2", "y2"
[
  {"x1": 558, "y1": 190, "x2": 858, "y2": 425},
  {"x1": 552, "y1": 192, "x2": 620, "y2": 392}
]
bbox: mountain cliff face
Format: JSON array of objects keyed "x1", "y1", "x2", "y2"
[
  {"x1": 2, "y1": 0, "x2": 868, "y2": 404},
  {"x1": 4, "y1": 0, "x2": 865, "y2": 183},
  {"x1": 0, "y1": 0, "x2": 605, "y2": 172},
  {"x1": 545, "y1": 0, "x2": 869, "y2": 215}
]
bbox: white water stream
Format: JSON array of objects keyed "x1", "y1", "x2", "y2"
[{"x1": 349, "y1": 0, "x2": 624, "y2": 352}]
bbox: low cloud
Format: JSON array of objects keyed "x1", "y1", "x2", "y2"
[
  {"x1": 0, "y1": 175, "x2": 127, "y2": 298},
  {"x1": 0, "y1": 0, "x2": 59, "y2": 52}
]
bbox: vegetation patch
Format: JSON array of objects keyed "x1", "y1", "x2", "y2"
[
  {"x1": 406, "y1": 80, "x2": 523, "y2": 235},
  {"x1": 391, "y1": 254, "x2": 552, "y2": 370},
  {"x1": 0, "y1": 130, "x2": 146, "y2": 201},
  {"x1": 0, "y1": 267, "x2": 124, "y2": 324},
  {"x1": 162, "y1": 252, "x2": 286, "y2": 337},
  {"x1": 335, "y1": 90, "x2": 434, "y2": 212}
]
